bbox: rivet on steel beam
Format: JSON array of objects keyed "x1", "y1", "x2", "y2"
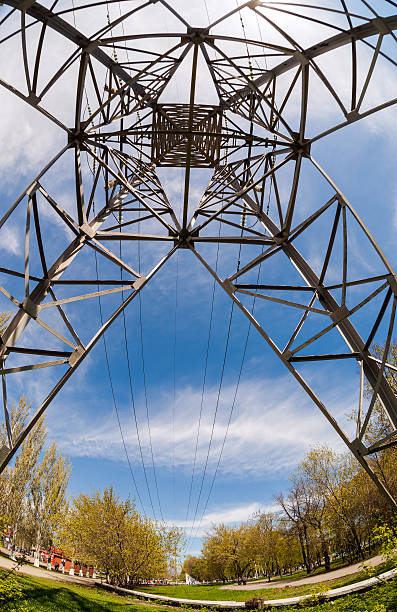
[
  {"x1": 18, "y1": 0, "x2": 36, "y2": 11},
  {"x1": 84, "y1": 41, "x2": 100, "y2": 53},
  {"x1": 26, "y1": 182, "x2": 39, "y2": 197},
  {"x1": 27, "y1": 93, "x2": 41, "y2": 105},
  {"x1": 345, "y1": 110, "x2": 360, "y2": 122},
  {"x1": 294, "y1": 50, "x2": 309, "y2": 66},
  {"x1": 336, "y1": 195, "x2": 347, "y2": 208}
]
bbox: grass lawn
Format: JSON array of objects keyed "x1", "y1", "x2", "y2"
[
  {"x1": 3, "y1": 573, "x2": 397, "y2": 612},
  {"x1": 137, "y1": 561, "x2": 395, "y2": 602},
  {"x1": 1, "y1": 573, "x2": 170, "y2": 611},
  {"x1": 1, "y1": 571, "x2": 396, "y2": 611}
]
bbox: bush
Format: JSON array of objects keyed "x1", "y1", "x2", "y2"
[{"x1": 0, "y1": 575, "x2": 29, "y2": 611}]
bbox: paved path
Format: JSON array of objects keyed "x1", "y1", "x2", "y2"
[
  {"x1": 102, "y1": 567, "x2": 397, "y2": 609},
  {"x1": 0, "y1": 552, "x2": 96, "y2": 586},
  {"x1": 221, "y1": 554, "x2": 385, "y2": 590}
]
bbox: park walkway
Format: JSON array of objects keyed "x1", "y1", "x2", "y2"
[
  {"x1": 0, "y1": 548, "x2": 95, "y2": 586},
  {"x1": 221, "y1": 554, "x2": 385, "y2": 590},
  {"x1": 0, "y1": 551, "x2": 385, "y2": 590}
]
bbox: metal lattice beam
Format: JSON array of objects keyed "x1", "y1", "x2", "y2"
[{"x1": 1, "y1": 0, "x2": 397, "y2": 509}]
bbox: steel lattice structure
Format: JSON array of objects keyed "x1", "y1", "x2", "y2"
[{"x1": 1, "y1": 0, "x2": 397, "y2": 508}]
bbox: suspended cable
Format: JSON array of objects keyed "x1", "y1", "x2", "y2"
[
  {"x1": 236, "y1": 0, "x2": 254, "y2": 82},
  {"x1": 203, "y1": 0, "x2": 210, "y2": 26},
  {"x1": 118, "y1": 229, "x2": 157, "y2": 519},
  {"x1": 86, "y1": 138, "x2": 149, "y2": 515},
  {"x1": 137, "y1": 214, "x2": 164, "y2": 521},
  {"x1": 186, "y1": 240, "x2": 239, "y2": 545},
  {"x1": 186, "y1": 298, "x2": 235, "y2": 545},
  {"x1": 70, "y1": 0, "x2": 77, "y2": 27},
  {"x1": 92, "y1": 222, "x2": 145, "y2": 512},
  {"x1": 189, "y1": 252, "x2": 264, "y2": 548},
  {"x1": 172, "y1": 250, "x2": 179, "y2": 505},
  {"x1": 160, "y1": 5, "x2": 185, "y2": 516},
  {"x1": 185, "y1": 235, "x2": 221, "y2": 524},
  {"x1": 187, "y1": 136, "x2": 274, "y2": 545}
]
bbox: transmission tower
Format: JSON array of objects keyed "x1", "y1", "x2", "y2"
[{"x1": 1, "y1": 0, "x2": 397, "y2": 508}]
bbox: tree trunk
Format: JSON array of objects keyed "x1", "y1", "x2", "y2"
[
  {"x1": 298, "y1": 528, "x2": 311, "y2": 574},
  {"x1": 34, "y1": 527, "x2": 42, "y2": 567},
  {"x1": 350, "y1": 525, "x2": 364, "y2": 560}
]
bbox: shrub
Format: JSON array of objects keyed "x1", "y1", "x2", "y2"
[{"x1": 0, "y1": 575, "x2": 29, "y2": 611}]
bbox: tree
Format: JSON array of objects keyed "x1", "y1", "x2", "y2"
[
  {"x1": 180, "y1": 555, "x2": 208, "y2": 582},
  {"x1": 300, "y1": 446, "x2": 367, "y2": 561},
  {"x1": 252, "y1": 513, "x2": 300, "y2": 579},
  {"x1": 59, "y1": 487, "x2": 183, "y2": 587},
  {"x1": 277, "y1": 478, "x2": 315, "y2": 574},
  {"x1": 0, "y1": 398, "x2": 47, "y2": 543},
  {"x1": 201, "y1": 523, "x2": 256, "y2": 582},
  {"x1": 30, "y1": 441, "x2": 71, "y2": 565},
  {"x1": 0, "y1": 311, "x2": 10, "y2": 335},
  {"x1": 0, "y1": 393, "x2": 71, "y2": 557}
]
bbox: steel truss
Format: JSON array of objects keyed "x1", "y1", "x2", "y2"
[{"x1": 1, "y1": 0, "x2": 397, "y2": 507}]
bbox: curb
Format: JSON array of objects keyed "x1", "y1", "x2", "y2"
[{"x1": 95, "y1": 568, "x2": 397, "y2": 608}]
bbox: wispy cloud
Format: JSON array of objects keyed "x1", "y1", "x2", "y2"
[
  {"x1": 48, "y1": 374, "x2": 349, "y2": 477},
  {"x1": 172, "y1": 501, "x2": 281, "y2": 534},
  {"x1": 0, "y1": 224, "x2": 21, "y2": 255}
]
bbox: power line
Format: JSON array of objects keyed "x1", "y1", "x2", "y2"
[
  {"x1": 93, "y1": 243, "x2": 145, "y2": 512},
  {"x1": 137, "y1": 216, "x2": 164, "y2": 521},
  {"x1": 172, "y1": 250, "x2": 179, "y2": 508},
  {"x1": 186, "y1": 295, "x2": 235, "y2": 545},
  {"x1": 189, "y1": 253, "x2": 264, "y2": 548},
  {"x1": 118, "y1": 230, "x2": 157, "y2": 519},
  {"x1": 185, "y1": 240, "x2": 220, "y2": 524}
]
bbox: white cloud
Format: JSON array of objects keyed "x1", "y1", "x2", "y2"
[
  {"x1": 48, "y1": 374, "x2": 349, "y2": 476},
  {"x1": 172, "y1": 500, "x2": 281, "y2": 534},
  {"x1": 0, "y1": 224, "x2": 21, "y2": 255}
]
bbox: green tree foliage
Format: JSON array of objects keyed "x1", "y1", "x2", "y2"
[
  {"x1": 58, "y1": 487, "x2": 183, "y2": 587},
  {"x1": 30, "y1": 441, "x2": 71, "y2": 564},
  {"x1": 0, "y1": 311, "x2": 10, "y2": 335},
  {"x1": 200, "y1": 523, "x2": 256, "y2": 582},
  {"x1": 0, "y1": 395, "x2": 70, "y2": 556},
  {"x1": 373, "y1": 522, "x2": 397, "y2": 565},
  {"x1": 185, "y1": 443, "x2": 397, "y2": 582}
]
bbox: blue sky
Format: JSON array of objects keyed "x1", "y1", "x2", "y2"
[{"x1": 1, "y1": 0, "x2": 397, "y2": 558}]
